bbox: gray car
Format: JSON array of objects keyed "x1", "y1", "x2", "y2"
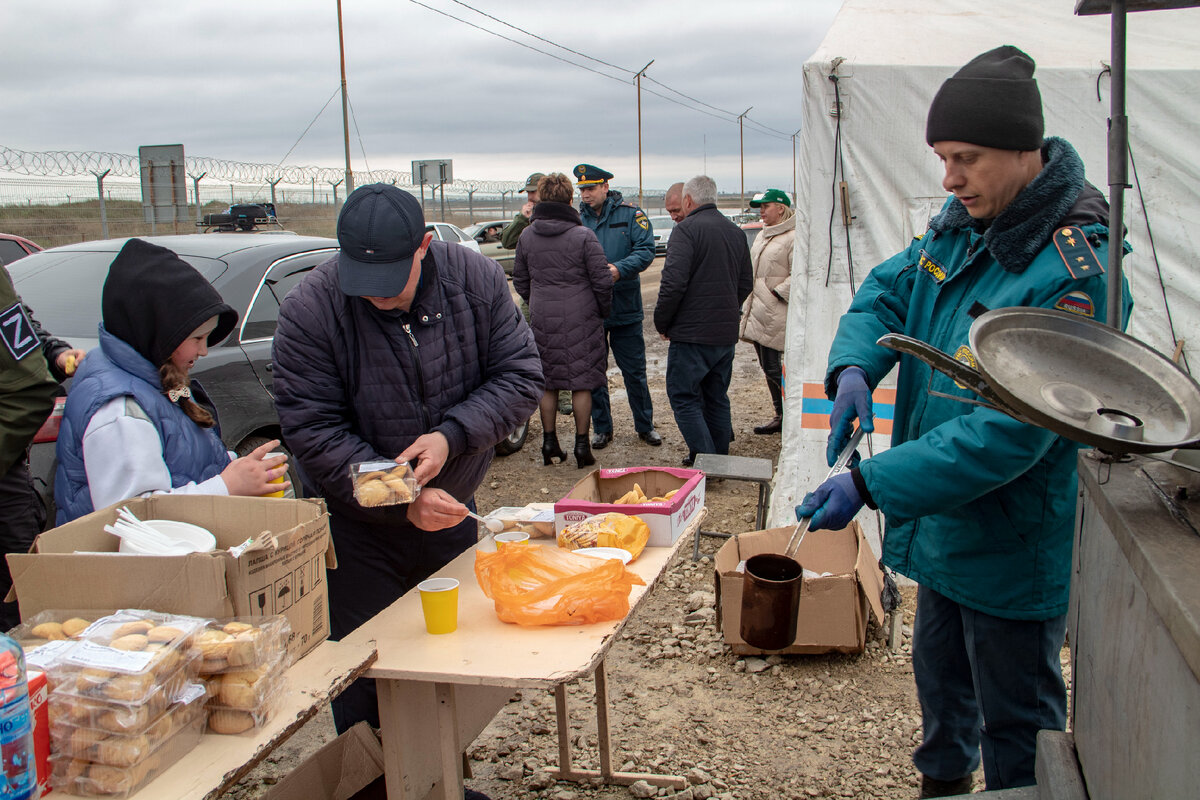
[{"x1": 463, "y1": 219, "x2": 517, "y2": 275}]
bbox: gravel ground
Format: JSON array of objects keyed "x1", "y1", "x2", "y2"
[{"x1": 222, "y1": 259, "x2": 1070, "y2": 799}]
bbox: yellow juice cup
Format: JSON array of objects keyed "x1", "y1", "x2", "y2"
[
  {"x1": 264, "y1": 452, "x2": 286, "y2": 498},
  {"x1": 494, "y1": 531, "x2": 530, "y2": 550},
  {"x1": 417, "y1": 578, "x2": 459, "y2": 634}
]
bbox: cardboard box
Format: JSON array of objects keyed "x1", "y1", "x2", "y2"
[
  {"x1": 265, "y1": 721, "x2": 385, "y2": 800},
  {"x1": 714, "y1": 523, "x2": 886, "y2": 655},
  {"x1": 8, "y1": 495, "x2": 336, "y2": 661},
  {"x1": 29, "y1": 669, "x2": 50, "y2": 798},
  {"x1": 555, "y1": 467, "x2": 705, "y2": 548}
]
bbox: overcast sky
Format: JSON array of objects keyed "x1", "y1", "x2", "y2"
[{"x1": 1, "y1": 0, "x2": 843, "y2": 194}]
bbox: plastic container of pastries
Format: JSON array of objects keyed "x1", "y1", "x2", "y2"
[
  {"x1": 203, "y1": 653, "x2": 286, "y2": 712},
  {"x1": 482, "y1": 504, "x2": 556, "y2": 538},
  {"x1": 49, "y1": 705, "x2": 207, "y2": 798},
  {"x1": 49, "y1": 610, "x2": 208, "y2": 692},
  {"x1": 51, "y1": 650, "x2": 200, "y2": 717},
  {"x1": 350, "y1": 460, "x2": 419, "y2": 507},
  {"x1": 206, "y1": 682, "x2": 285, "y2": 735},
  {"x1": 51, "y1": 683, "x2": 207, "y2": 767},
  {"x1": 7, "y1": 609, "x2": 112, "y2": 645},
  {"x1": 196, "y1": 616, "x2": 291, "y2": 675}
]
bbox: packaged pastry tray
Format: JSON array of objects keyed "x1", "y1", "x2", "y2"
[
  {"x1": 50, "y1": 709, "x2": 206, "y2": 798},
  {"x1": 50, "y1": 683, "x2": 207, "y2": 767},
  {"x1": 51, "y1": 647, "x2": 200, "y2": 710},
  {"x1": 350, "y1": 460, "x2": 419, "y2": 507},
  {"x1": 7, "y1": 609, "x2": 114, "y2": 644},
  {"x1": 196, "y1": 615, "x2": 291, "y2": 675}
]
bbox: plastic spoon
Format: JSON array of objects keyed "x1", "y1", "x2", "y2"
[{"x1": 466, "y1": 510, "x2": 504, "y2": 532}]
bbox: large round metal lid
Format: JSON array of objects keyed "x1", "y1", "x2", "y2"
[{"x1": 969, "y1": 307, "x2": 1200, "y2": 453}]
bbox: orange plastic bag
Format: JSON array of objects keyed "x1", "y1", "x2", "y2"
[{"x1": 474, "y1": 545, "x2": 646, "y2": 626}]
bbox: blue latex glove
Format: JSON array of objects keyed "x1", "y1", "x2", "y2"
[
  {"x1": 827, "y1": 367, "x2": 874, "y2": 467},
  {"x1": 795, "y1": 472, "x2": 864, "y2": 532}
]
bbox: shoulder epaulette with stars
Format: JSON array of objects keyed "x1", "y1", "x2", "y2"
[{"x1": 1053, "y1": 226, "x2": 1104, "y2": 279}]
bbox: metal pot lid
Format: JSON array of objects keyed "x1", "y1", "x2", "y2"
[{"x1": 968, "y1": 307, "x2": 1200, "y2": 454}]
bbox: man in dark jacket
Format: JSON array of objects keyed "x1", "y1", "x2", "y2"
[
  {"x1": 272, "y1": 184, "x2": 543, "y2": 732},
  {"x1": 654, "y1": 175, "x2": 753, "y2": 465},
  {"x1": 575, "y1": 164, "x2": 662, "y2": 449}
]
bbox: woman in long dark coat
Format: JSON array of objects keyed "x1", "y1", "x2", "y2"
[{"x1": 513, "y1": 172, "x2": 612, "y2": 467}]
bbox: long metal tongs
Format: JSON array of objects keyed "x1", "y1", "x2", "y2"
[{"x1": 784, "y1": 426, "x2": 867, "y2": 558}]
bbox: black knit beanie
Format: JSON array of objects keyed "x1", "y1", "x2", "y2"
[
  {"x1": 925, "y1": 45, "x2": 1044, "y2": 150},
  {"x1": 102, "y1": 238, "x2": 238, "y2": 367}
]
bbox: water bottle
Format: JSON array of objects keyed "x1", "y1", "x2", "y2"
[{"x1": 0, "y1": 633, "x2": 35, "y2": 800}]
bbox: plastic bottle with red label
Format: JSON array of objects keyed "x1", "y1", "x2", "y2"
[{"x1": 0, "y1": 633, "x2": 36, "y2": 799}]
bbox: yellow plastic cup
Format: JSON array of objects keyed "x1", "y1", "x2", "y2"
[
  {"x1": 418, "y1": 578, "x2": 459, "y2": 634},
  {"x1": 494, "y1": 531, "x2": 530, "y2": 550},
  {"x1": 264, "y1": 452, "x2": 287, "y2": 498}
]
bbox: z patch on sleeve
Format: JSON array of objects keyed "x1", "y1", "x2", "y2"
[{"x1": 1, "y1": 302, "x2": 39, "y2": 360}]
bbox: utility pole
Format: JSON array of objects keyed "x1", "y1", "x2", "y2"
[
  {"x1": 792, "y1": 127, "x2": 802, "y2": 204},
  {"x1": 337, "y1": 0, "x2": 354, "y2": 194},
  {"x1": 737, "y1": 107, "x2": 752, "y2": 212},
  {"x1": 634, "y1": 59, "x2": 654, "y2": 210}
]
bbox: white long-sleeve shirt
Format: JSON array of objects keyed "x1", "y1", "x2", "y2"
[{"x1": 81, "y1": 396, "x2": 232, "y2": 512}]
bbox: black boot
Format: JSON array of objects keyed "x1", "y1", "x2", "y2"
[
  {"x1": 919, "y1": 774, "x2": 974, "y2": 798},
  {"x1": 753, "y1": 414, "x2": 782, "y2": 435},
  {"x1": 574, "y1": 434, "x2": 595, "y2": 468},
  {"x1": 542, "y1": 432, "x2": 566, "y2": 465}
]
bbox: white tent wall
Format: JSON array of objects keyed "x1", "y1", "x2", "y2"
[{"x1": 769, "y1": 0, "x2": 1200, "y2": 558}]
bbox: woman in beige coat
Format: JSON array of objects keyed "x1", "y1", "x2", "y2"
[{"x1": 740, "y1": 189, "x2": 795, "y2": 434}]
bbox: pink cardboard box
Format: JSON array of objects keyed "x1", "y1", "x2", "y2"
[{"x1": 555, "y1": 467, "x2": 705, "y2": 548}]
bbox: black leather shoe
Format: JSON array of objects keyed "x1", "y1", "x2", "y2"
[
  {"x1": 681, "y1": 452, "x2": 696, "y2": 467},
  {"x1": 753, "y1": 415, "x2": 782, "y2": 435},
  {"x1": 919, "y1": 774, "x2": 974, "y2": 798},
  {"x1": 591, "y1": 431, "x2": 613, "y2": 450},
  {"x1": 637, "y1": 429, "x2": 663, "y2": 446},
  {"x1": 541, "y1": 432, "x2": 566, "y2": 465},
  {"x1": 574, "y1": 434, "x2": 595, "y2": 468}
]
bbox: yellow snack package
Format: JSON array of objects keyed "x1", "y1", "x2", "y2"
[{"x1": 557, "y1": 512, "x2": 650, "y2": 561}]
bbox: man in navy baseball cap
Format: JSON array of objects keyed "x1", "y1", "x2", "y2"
[{"x1": 337, "y1": 183, "x2": 431, "y2": 299}]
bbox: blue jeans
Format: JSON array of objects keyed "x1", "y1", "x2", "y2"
[
  {"x1": 664, "y1": 341, "x2": 734, "y2": 458},
  {"x1": 591, "y1": 321, "x2": 654, "y2": 435},
  {"x1": 328, "y1": 506, "x2": 477, "y2": 733},
  {"x1": 912, "y1": 585, "x2": 1067, "y2": 790}
]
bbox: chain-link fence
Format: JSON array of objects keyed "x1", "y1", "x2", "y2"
[{"x1": 0, "y1": 147, "x2": 670, "y2": 249}]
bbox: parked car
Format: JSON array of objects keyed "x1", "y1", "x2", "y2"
[
  {"x1": 0, "y1": 232, "x2": 42, "y2": 266},
  {"x1": 11, "y1": 233, "x2": 527, "y2": 524},
  {"x1": 425, "y1": 222, "x2": 481, "y2": 255},
  {"x1": 741, "y1": 220, "x2": 764, "y2": 248},
  {"x1": 463, "y1": 219, "x2": 516, "y2": 274},
  {"x1": 646, "y1": 216, "x2": 675, "y2": 256}
]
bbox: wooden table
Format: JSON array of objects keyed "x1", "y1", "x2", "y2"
[
  {"x1": 347, "y1": 512, "x2": 704, "y2": 800},
  {"x1": 44, "y1": 639, "x2": 377, "y2": 800}
]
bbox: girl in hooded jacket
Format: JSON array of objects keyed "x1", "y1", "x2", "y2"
[{"x1": 53, "y1": 238, "x2": 288, "y2": 524}]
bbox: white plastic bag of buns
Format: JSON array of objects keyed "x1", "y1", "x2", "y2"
[
  {"x1": 45, "y1": 610, "x2": 209, "y2": 708},
  {"x1": 350, "y1": 459, "x2": 420, "y2": 507},
  {"x1": 196, "y1": 616, "x2": 291, "y2": 675}
]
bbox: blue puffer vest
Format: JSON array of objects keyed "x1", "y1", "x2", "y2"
[{"x1": 54, "y1": 326, "x2": 229, "y2": 523}]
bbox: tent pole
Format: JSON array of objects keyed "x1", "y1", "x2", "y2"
[{"x1": 1106, "y1": 0, "x2": 1129, "y2": 328}]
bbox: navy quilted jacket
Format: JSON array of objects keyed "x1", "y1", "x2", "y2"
[{"x1": 272, "y1": 242, "x2": 543, "y2": 524}]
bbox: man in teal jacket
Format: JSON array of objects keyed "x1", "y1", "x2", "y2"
[
  {"x1": 797, "y1": 47, "x2": 1132, "y2": 796},
  {"x1": 575, "y1": 164, "x2": 661, "y2": 449}
]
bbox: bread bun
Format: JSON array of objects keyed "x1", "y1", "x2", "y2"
[
  {"x1": 222, "y1": 621, "x2": 255, "y2": 635},
  {"x1": 109, "y1": 633, "x2": 148, "y2": 651},
  {"x1": 75, "y1": 668, "x2": 116, "y2": 694},
  {"x1": 103, "y1": 672, "x2": 153, "y2": 703},
  {"x1": 95, "y1": 734, "x2": 150, "y2": 768},
  {"x1": 146, "y1": 625, "x2": 185, "y2": 644},
  {"x1": 355, "y1": 479, "x2": 391, "y2": 507},
  {"x1": 216, "y1": 668, "x2": 266, "y2": 709},
  {"x1": 111, "y1": 620, "x2": 154, "y2": 638},
  {"x1": 209, "y1": 708, "x2": 254, "y2": 734},
  {"x1": 61, "y1": 617, "x2": 92, "y2": 637},
  {"x1": 31, "y1": 622, "x2": 66, "y2": 640},
  {"x1": 67, "y1": 726, "x2": 108, "y2": 758},
  {"x1": 198, "y1": 629, "x2": 233, "y2": 672},
  {"x1": 99, "y1": 704, "x2": 151, "y2": 734}
]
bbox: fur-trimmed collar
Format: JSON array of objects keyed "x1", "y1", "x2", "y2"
[{"x1": 928, "y1": 137, "x2": 1087, "y2": 273}]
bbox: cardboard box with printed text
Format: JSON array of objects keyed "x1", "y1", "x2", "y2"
[
  {"x1": 714, "y1": 523, "x2": 886, "y2": 655},
  {"x1": 555, "y1": 467, "x2": 705, "y2": 547},
  {"x1": 7, "y1": 495, "x2": 336, "y2": 660}
]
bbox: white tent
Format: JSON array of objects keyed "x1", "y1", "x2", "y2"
[{"x1": 770, "y1": 0, "x2": 1200, "y2": 554}]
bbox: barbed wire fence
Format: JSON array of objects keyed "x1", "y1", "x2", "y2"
[{"x1": 0, "y1": 146, "x2": 666, "y2": 248}]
